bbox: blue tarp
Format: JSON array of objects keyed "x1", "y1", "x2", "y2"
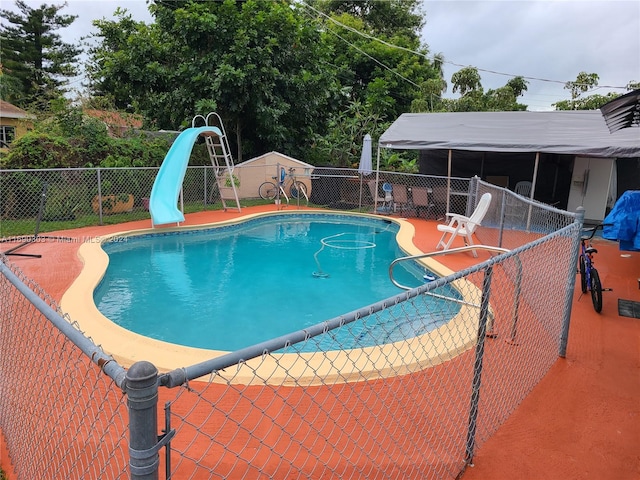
[{"x1": 603, "y1": 190, "x2": 640, "y2": 251}]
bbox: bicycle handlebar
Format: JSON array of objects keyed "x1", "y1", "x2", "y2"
[{"x1": 581, "y1": 224, "x2": 602, "y2": 241}]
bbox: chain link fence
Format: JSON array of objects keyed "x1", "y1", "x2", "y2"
[
  {"x1": 1, "y1": 166, "x2": 472, "y2": 238},
  {"x1": 0, "y1": 258, "x2": 130, "y2": 479},
  {"x1": 152, "y1": 216, "x2": 580, "y2": 479},
  {"x1": 0, "y1": 168, "x2": 582, "y2": 479}
]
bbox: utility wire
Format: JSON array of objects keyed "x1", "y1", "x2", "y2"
[
  {"x1": 323, "y1": 26, "x2": 420, "y2": 88},
  {"x1": 299, "y1": 3, "x2": 420, "y2": 89},
  {"x1": 299, "y1": 0, "x2": 629, "y2": 91}
]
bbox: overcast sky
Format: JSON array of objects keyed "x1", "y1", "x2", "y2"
[
  {"x1": 422, "y1": 0, "x2": 640, "y2": 110},
  {"x1": 6, "y1": 0, "x2": 640, "y2": 111}
]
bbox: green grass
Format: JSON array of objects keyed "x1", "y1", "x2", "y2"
[
  {"x1": 0, "y1": 198, "x2": 276, "y2": 238},
  {"x1": 0, "y1": 209, "x2": 151, "y2": 238}
]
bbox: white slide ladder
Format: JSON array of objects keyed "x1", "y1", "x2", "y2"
[{"x1": 194, "y1": 113, "x2": 241, "y2": 212}]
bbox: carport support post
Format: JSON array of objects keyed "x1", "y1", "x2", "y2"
[
  {"x1": 374, "y1": 146, "x2": 381, "y2": 208},
  {"x1": 525, "y1": 152, "x2": 540, "y2": 231},
  {"x1": 446, "y1": 149, "x2": 452, "y2": 214},
  {"x1": 126, "y1": 361, "x2": 160, "y2": 480},
  {"x1": 464, "y1": 265, "x2": 493, "y2": 466}
]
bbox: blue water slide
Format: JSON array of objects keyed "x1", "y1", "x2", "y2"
[{"x1": 149, "y1": 126, "x2": 222, "y2": 226}]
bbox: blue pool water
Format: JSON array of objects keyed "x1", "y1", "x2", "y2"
[{"x1": 95, "y1": 214, "x2": 460, "y2": 351}]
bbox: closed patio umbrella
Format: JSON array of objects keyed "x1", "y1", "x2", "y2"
[
  {"x1": 358, "y1": 134, "x2": 373, "y2": 175},
  {"x1": 358, "y1": 134, "x2": 372, "y2": 208}
]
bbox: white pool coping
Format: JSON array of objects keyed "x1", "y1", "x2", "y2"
[{"x1": 61, "y1": 210, "x2": 483, "y2": 385}]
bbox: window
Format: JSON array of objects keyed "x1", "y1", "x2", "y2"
[{"x1": 0, "y1": 125, "x2": 16, "y2": 148}]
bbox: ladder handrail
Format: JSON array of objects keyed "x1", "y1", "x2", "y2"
[
  {"x1": 389, "y1": 245, "x2": 509, "y2": 312},
  {"x1": 390, "y1": 244, "x2": 525, "y2": 343},
  {"x1": 389, "y1": 245, "x2": 508, "y2": 314},
  {"x1": 389, "y1": 245, "x2": 510, "y2": 290},
  {"x1": 191, "y1": 114, "x2": 207, "y2": 128},
  {"x1": 198, "y1": 112, "x2": 241, "y2": 212},
  {"x1": 205, "y1": 113, "x2": 234, "y2": 173},
  {"x1": 205, "y1": 112, "x2": 227, "y2": 137}
]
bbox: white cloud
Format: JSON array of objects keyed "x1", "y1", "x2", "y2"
[{"x1": 422, "y1": 0, "x2": 640, "y2": 110}]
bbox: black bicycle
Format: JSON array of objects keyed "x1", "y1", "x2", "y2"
[{"x1": 578, "y1": 225, "x2": 603, "y2": 313}]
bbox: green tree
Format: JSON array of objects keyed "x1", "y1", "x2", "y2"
[
  {"x1": 553, "y1": 71, "x2": 599, "y2": 110},
  {"x1": 0, "y1": 68, "x2": 22, "y2": 103},
  {"x1": 410, "y1": 76, "x2": 446, "y2": 112},
  {"x1": 410, "y1": 52, "x2": 447, "y2": 111},
  {"x1": 553, "y1": 72, "x2": 636, "y2": 110},
  {"x1": 482, "y1": 76, "x2": 529, "y2": 111},
  {"x1": 505, "y1": 76, "x2": 529, "y2": 97},
  {"x1": 1, "y1": 97, "x2": 172, "y2": 169},
  {"x1": 554, "y1": 92, "x2": 620, "y2": 111},
  {"x1": 313, "y1": 0, "x2": 439, "y2": 120},
  {"x1": 451, "y1": 66, "x2": 482, "y2": 96},
  {"x1": 439, "y1": 68, "x2": 528, "y2": 112},
  {"x1": 565, "y1": 71, "x2": 599, "y2": 100},
  {"x1": 88, "y1": 0, "x2": 340, "y2": 162},
  {"x1": 0, "y1": 0, "x2": 81, "y2": 108},
  {"x1": 315, "y1": 0, "x2": 424, "y2": 39},
  {"x1": 312, "y1": 100, "x2": 386, "y2": 167}
]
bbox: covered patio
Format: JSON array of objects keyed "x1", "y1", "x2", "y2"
[{"x1": 376, "y1": 110, "x2": 640, "y2": 220}]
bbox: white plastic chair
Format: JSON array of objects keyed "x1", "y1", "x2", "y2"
[
  {"x1": 505, "y1": 181, "x2": 533, "y2": 223},
  {"x1": 436, "y1": 192, "x2": 492, "y2": 257},
  {"x1": 514, "y1": 181, "x2": 532, "y2": 199}
]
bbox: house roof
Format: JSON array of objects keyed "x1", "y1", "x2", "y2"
[
  {"x1": 0, "y1": 100, "x2": 32, "y2": 119},
  {"x1": 239, "y1": 151, "x2": 315, "y2": 168},
  {"x1": 84, "y1": 109, "x2": 143, "y2": 129},
  {"x1": 379, "y1": 110, "x2": 640, "y2": 158}
]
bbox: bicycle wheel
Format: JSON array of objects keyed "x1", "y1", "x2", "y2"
[
  {"x1": 259, "y1": 182, "x2": 278, "y2": 200},
  {"x1": 578, "y1": 255, "x2": 587, "y2": 293},
  {"x1": 590, "y1": 267, "x2": 603, "y2": 313},
  {"x1": 290, "y1": 181, "x2": 308, "y2": 199}
]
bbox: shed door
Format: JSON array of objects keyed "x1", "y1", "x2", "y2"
[{"x1": 567, "y1": 157, "x2": 614, "y2": 222}]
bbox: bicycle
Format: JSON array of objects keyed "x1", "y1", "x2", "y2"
[
  {"x1": 259, "y1": 167, "x2": 308, "y2": 201},
  {"x1": 578, "y1": 225, "x2": 604, "y2": 313}
]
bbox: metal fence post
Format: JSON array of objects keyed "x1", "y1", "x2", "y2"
[
  {"x1": 497, "y1": 189, "x2": 507, "y2": 248},
  {"x1": 96, "y1": 167, "x2": 104, "y2": 225},
  {"x1": 126, "y1": 361, "x2": 160, "y2": 480},
  {"x1": 204, "y1": 165, "x2": 208, "y2": 207},
  {"x1": 559, "y1": 207, "x2": 585, "y2": 357},
  {"x1": 464, "y1": 264, "x2": 493, "y2": 466}
]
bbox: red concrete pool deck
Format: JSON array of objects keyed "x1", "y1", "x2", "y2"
[{"x1": 2, "y1": 205, "x2": 639, "y2": 479}]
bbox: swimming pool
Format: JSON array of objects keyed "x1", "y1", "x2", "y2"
[{"x1": 93, "y1": 213, "x2": 461, "y2": 352}]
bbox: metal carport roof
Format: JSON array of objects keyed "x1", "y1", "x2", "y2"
[{"x1": 379, "y1": 110, "x2": 640, "y2": 158}]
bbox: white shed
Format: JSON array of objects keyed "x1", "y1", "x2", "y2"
[{"x1": 230, "y1": 151, "x2": 315, "y2": 199}]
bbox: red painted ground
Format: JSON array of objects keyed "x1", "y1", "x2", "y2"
[{"x1": 1, "y1": 205, "x2": 638, "y2": 479}]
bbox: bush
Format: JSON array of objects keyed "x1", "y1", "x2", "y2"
[
  {"x1": 1, "y1": 132, "x2": 80, "y2": 169},
  {"x1": 42, "y1": 183, "x2": 81, "y2": 221},
  {"x1": 1, "y1": 103, "x2": 175, "y2": 170},
  {"x1": 100, "y1": 133, "x2": 173, "y2": 168},
  {"x1": 0, "y1": 171, "x2": 44, "y2": 219}
]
